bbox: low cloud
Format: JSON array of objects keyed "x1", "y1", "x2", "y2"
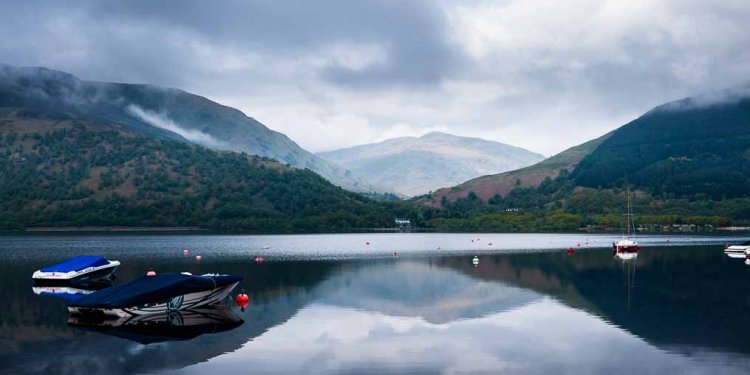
[
  {"x1": 126, "y1": 105, "x2": 224, "y2": 148},
  {"x1": 660, "y1": 83, "x2": 750, "y2": 112}
]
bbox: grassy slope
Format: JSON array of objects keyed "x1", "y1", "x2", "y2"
[{"x1": 424, "y1": 132, "x2": 611, "y2": 205}]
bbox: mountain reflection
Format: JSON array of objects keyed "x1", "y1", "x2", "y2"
[
  {"x1": 2, "y1": 244, "x2": 750, "y2": 374},
  {"x1": 437, "y1": 246, "x2": 750, "y2": 356},
  {"x1": 316, "y1": 260, "x2": 541, "y2": 323}
]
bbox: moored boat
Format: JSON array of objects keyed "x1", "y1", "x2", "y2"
[
  {"x1": 613, "y1": 188, "x2": 641, "y2": 256},
  {"x1": 68, "y1": 272, "x2": 242, "y2": 318},
  {"x1": 32, "y1": 255, "x2": 120, "y2": 285},
  {"x1": 724, "y1": 241, "x2": 750, "y2": 258}
]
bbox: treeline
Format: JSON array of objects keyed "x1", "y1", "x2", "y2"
[{"x1": 410, "y1": 170, "x2": 747, "y2": 232}]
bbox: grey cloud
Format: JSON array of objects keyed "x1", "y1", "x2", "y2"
[
  {"x1": 1, "y1": 1, "x2": 750, "y2": 155},
  {"x1": 86, "y1": 0, "x2": 465, "y2": 88}
]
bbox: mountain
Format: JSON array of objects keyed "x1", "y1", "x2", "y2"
[
  {"x1": 416, "y1": 85, "x2": 750, "y2": 231},
  {"x1": 0, "y1": 110, "x2": 393, "y2": 231},
  {"x1": 427, "y1": 132, "x2": 610, "y2": 204},
  {"x1": 0, "y1": 64, "x2": 378, "y2": 193},
  {"x1": 317, "y1": 132, "x2": 544, "y2": 196},
  {"x1": 430, "y1": 84, "x2": 750, "y2": 205},
  {"x1": 571, "y1": 85, "x2": 750, "y2": 199}
]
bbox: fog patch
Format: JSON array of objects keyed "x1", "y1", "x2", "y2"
[
  {"x1": 127, "y1": 105, "x2": 224, "y2": 148},
  {"x1": 660, "y1": 84, "x2": 750, "y2": 112}
]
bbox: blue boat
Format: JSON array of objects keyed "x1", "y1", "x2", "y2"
[
  {"x1": 32, "y1": 255, "x2": 120, "y2": 285},
  {"x1": 68, "y1": 273, "x2": 242, "y2": 318}
]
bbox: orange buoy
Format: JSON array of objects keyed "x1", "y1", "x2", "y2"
[
  {"x1": 183, "y1": 249, "x2": 190, "y2": 255},
  {"x1": 195, "y1": 255, "x2": 202, "y2": 261},
  {"x1": 254, "y1": 256, "x2": 265, "y2": 263},
  {"x1": 146, "y1": 270, "x2": 157, "y2": 276}
]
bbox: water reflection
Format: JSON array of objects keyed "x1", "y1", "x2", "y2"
[
  {"x1": 2, "y1": 239, "x2": 750, "y2": 374},
  {"x1": 68, "y1": 306, "x2": 243, "y2": 345}
]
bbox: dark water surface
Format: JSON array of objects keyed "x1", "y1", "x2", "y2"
[{"x1": 1, "y1": 233, "x2": 750, "y2": 374}]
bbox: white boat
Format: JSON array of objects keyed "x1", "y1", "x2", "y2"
[
  {"x1": 32, "y1": 255, "x2": 120, "y2": 285},
  {"x1": 613, "y1": 188, "x2": 641, "y2": 256},
  {"x1": 68, "y1": 273, "x2": 242, "y2": 318},
  {"x1": 724, "y1": 241, "x2": 750, "y2": 258}
]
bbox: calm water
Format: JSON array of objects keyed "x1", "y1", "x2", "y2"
[{"x1": 1, "y1": 233, "x2": 750, "y2": 374}]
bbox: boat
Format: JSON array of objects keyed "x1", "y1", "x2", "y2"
[
  {"x1": 67, "y1": 305, "x2": 243, "y2": 345},
  {"x1": 32, "y1": 255, "x2": 120, "y2": 285},
  {"x1": 68, "y1": 272, "x2": 242, "y2": 318},
  {"x1": 613, "y1": 188, "x2": 641, "y2": 256},
  {"x1": 724, "y1": 241, "x2": 750, "y2": 259}
]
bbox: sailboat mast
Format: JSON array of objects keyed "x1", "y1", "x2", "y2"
[{"x1": 626, "y1": 188, "x2": 631, "y2": 239}]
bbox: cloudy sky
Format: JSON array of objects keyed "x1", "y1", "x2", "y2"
[{"x1": 1, "y1": 0, "x2": 749, "y2": 155}]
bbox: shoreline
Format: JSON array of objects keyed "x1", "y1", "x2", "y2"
[
  {"x1": 20, "y1": 226, "x2": 209, "y2": 233},
  {"x1": 0, "y1": 227, "x2": 747, "y2": 236}
]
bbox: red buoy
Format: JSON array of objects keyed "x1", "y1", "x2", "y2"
[
  {"x1": 183, "y1": 249, "x2": 190, "y2": 255},
  {"x1": 567, "y1": 248, "x2": 575, "y2": 255},
  {"x1": 236, "y1": 293, "x2": 250, "y2": 309},
  {"x1": 254, "y1": 256, "x2": 265, "y2": 263},
  {"x1": 146, "y1": 270, "x2": 157, "y2": 276}
]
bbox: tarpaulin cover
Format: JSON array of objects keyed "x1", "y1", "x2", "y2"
[
  {"x1": 69, "y1": 273, "x2": 242, "y2": 309},
  {"x1": 40, "y1": 291, "x2": 90, "y2": 303},
  {"x1": 40, "y1": 256, "x2": 110, "y2": 273}
]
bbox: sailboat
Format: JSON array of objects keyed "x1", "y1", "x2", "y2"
[{"x1": 613, "y1": 188, "x2": 640, "y2": 258}]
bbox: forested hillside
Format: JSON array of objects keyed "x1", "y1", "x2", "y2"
[
  {"x1": 0, "y1": 110, "x2": 393, "y2": 231},
  {"x1": 412, "y1": 86, "x2": 750, "y2": 231},
  {"x1": 573, "y1": 93, "x2": 750, "y2": 199},
  {"x1": 0, "y1": 64, "x2": 379, "y2": 193}
]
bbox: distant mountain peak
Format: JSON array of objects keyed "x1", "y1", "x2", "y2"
[{"x1": 318, "y1": 132, "x2": 544, "y2": 196}]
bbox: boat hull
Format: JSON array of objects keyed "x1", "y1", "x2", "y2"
[
  {"x1": 614, "y1": 245, "x2": 641, "y2": 253},
  {"x1": 68, "y1": 281, "x2": 239, "y2": 318}
]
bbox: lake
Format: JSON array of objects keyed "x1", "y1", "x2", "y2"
[{"x1": 1, "y1": 233, "x2": 750, "y2": 374}]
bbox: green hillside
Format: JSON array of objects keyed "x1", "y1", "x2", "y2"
[
  {"x1": 0, "y1": 64, "x2": 380, "y2": 193},
  {"x1": 572, "y1": 93, "x2": 750, "y2": 199},
  {"x1": 413, "y1": 87, "x2": 750, "y2": 231},
  {"x1": 0, "y1": 110, "x2": 392, "y2": 231}
]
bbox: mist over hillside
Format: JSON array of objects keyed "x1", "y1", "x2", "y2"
[{"x1": 0, "y1": 64, "x2": 381, "y2": 193}]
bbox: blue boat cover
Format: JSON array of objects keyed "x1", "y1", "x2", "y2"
[
  {"x1": 69, "y1": 273, "x2": 242, "y2": 309},
  {"x1": 40, "y1": 256, "x2": 110, "y2": 273}
]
